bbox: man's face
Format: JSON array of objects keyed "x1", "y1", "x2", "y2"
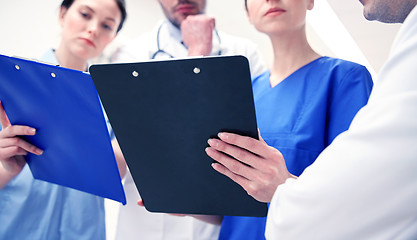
[
  {"x1": 158, "y1": 0, "x2": 206, "y2": 28},
  {"x1": 359, "y1": 0, "x2": 417, "y2": 23}
]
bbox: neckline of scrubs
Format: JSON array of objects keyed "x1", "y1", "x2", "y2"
[{"x1": 268, "y1": 56, "x2": 326, "y2": 89}]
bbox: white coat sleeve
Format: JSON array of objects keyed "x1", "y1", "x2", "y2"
[{"x1": 265, "y1": 7, "x2": 417, "y2": 240}]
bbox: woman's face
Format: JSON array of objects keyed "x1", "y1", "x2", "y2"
[
  {"x1": 246, "y1": 0, "x2": 314, "y2": 35},
  {"x1": 59, "y1": 0, "x2": 121, "y2": 60}
]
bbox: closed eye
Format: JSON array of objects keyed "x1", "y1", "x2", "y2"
[
  {"x1": 102, "y1": 23, "x2": 113, "y2": 31},
  {"x1": 80, "y1": 11, "x2": 91, "y2": 19}
]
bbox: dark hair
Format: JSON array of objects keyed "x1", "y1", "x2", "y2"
[
  {"x1": 61, "y1": 0, "x2": 127, "y2": 32},
  {"x1": 244, "y1": 0, "x2": 247, "y2": 10}
]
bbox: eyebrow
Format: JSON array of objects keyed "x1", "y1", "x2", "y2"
[
  {"x1": 105, "y1": 18, "x2": 116, "y2": 23},
  {"x1": 80, "y1": 5, "x2": 116, "y2": 22}
]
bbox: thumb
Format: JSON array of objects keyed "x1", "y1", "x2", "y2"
[
  {"x1": 137, "y1": 199, "x2": 145, "y2": 207},
  {"x1": 258, "y1": 129, "x2": 266, "y2": 144}
]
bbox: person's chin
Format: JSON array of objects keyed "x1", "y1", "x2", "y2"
[
  {"x1": 74, "y1": 47, "x2": 96, "y2": 61},
  {"x1": 362, "y1": 7, "x2": 375, "y2": 21},
  {"x1": 363, "y1": 10, "x2": 372, "y2": 20}
]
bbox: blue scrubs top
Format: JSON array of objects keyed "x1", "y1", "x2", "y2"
[
  {"x1": 219, "y1": 57, "x2": 374, "y2": 240},
  {"x1": 0, "y1": 50, "x2": 109, "y2": 240}
]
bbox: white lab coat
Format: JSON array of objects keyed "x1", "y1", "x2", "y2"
[
  {"x1": 112, "y1": 19, "x2": 267, "y2": 78},
  {"x1": 265, "y1": 5, "x2": 417, "y2": 240},
  {"x1": 112, "y1": 19, "x2": 267, "y2": 240}
]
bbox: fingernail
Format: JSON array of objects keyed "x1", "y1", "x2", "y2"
[
  {"x1": 207, "y1": 139, "x2": 218, "y2": 147},
  {"x1": 218, "y1": 132, "x2": 227, "y2": 139},
  {"x1": 205, "y1": 146, "x2": 214, "y2": 154},
  {"x1": 30, "y1": 128, "x2": 36, "y2": 134},
  {"x1": 35, "y1": 148, "x2": 43, "y2": 155}
]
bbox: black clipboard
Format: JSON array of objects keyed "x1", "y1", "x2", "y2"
[{"x1": 89, "y1": 56, "x2": 267, "y2": 217}]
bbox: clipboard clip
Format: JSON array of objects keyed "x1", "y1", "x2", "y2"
[{"x1": 11, "y1": 55, "x2": 60, "y2": 67}]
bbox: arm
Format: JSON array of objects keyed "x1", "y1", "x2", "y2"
[
  {"x1": 102, "y1": 103, "x2": 127, "y2": 179},
  {"x1": 206, "y1": 132, "x2": 296, "y2": 203},
  {"x1": 325, "y1": 65, "x2": 373, "y2": 144},
  {"x1": 0, "y1": 101, "x2": 43, "y2": 189},
  {"x1": 267, "y1": 21, "x2": 417, "y2": 238},
  {"x1": 112, "y1": 139, "x2": 127, "y2": 178},
  {"x1": 181, "y1": 14, "x2": 215, "y2": 56}
]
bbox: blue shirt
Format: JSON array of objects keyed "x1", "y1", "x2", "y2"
[
  {"x1": 219, "y1": 57, "x2": 374, "y2": 240},
  {"x1": 0, "y1": 50, "x2": 107, "y2": 240}
]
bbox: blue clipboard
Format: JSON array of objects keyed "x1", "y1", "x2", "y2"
[{"x1": 0, "y1": 54, "x2": 126, "y2": 204}]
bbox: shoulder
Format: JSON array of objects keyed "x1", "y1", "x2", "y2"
[
  {"x1": 315, "y1": 57, "x2": 368, "y2": 73},
  {"x1": 39, "y1": 49, "x2": 59, "y2": 65},
  {"x1": 304, "y1": 57, "x2": 373, "y2": 98},
  {"x1": 312, "y1": 57, "x2": 372, "y2": 83},
  {"x1": 123, "y1": 32, "x2": 155, "y2": 51},
  {"x1": 253, "y1": 70, "x2": 270, "y2": 82},
  {"x1": 252, "y1": 70, "x2": 270, "y2": 87},
  {"x1": 310, "y1": 57, "x2": 374, "y2": 102},
  {"x1": 125, "y1": 29, "x2": 156, "y2": 49},
  {"x1": 111, "y1": 32, "x2": 155, "y2": 62},
  {"x1": 111, "y1": 22, "x2": 162, "y2": 63}
]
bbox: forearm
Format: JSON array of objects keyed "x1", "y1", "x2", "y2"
[{"x1": 112, "y1": 139, "x2": 127, "y2": 178}]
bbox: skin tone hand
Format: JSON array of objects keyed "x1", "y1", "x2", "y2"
[
  {"x1": 206, "y1": 132, "x2": 297, "y2": 203},
  {"x1": 0, "y1": 101, "x2": 43, "y2": 189},
  {"x1": 181, "y1": 14, "x2": 215, "y2": 56}
]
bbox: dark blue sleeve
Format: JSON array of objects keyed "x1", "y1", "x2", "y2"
[{"x1": 326, "y1": 65, "x2": 373, "y2": 145}]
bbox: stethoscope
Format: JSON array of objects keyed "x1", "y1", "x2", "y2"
[{"x1": 151, "y1": 22, "x2": 223, "y2": 59}]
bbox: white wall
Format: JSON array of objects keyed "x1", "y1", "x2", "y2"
[
  {"x1": 0, "y1": 0, "x2": 273, "y2": 66},
  {"x1": 1, "y1": 0, "x2": 389, "y2": 72}
]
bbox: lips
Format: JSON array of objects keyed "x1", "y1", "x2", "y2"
[
  {"x1": 264, "y1": 7, "x2": 286, "y2": 16},
  {"x1": 176, "y1": 3, "x2": 196, "y2": 14},
  {"x1": 79, "y1": 38, "x2": 96, "y2": 48}
]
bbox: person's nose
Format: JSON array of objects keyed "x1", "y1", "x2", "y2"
[{"x1": 87, "y1": 19, "x2": 99, "y2": 36}]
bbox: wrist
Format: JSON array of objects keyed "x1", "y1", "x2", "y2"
[{"x1": 187, "y1": 45, "x2": 212, "y2": 56}]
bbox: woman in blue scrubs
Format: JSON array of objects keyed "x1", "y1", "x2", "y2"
[
  {"x1": 205, "y1": 0, "x2": 374, "y2": 239},
  {"x1": 0, "y1": 0, "x2": 126, "y2": 239}
]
